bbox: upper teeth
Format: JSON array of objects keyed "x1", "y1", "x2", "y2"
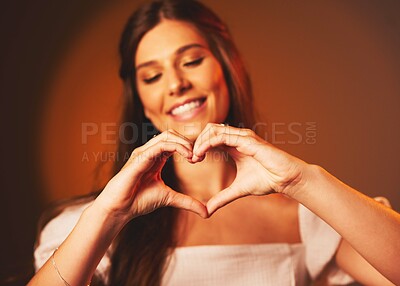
[{"x1": 171, "y1": 99, "x2": 202, "y2": 115}]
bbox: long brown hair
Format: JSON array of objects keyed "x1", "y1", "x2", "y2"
[{"x1": 105, "y1": 0, "x2": 256, "y2": 285}]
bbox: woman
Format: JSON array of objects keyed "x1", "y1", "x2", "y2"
[{"x1": 29, "y1": 0, "x2": 400, "y2": 285}]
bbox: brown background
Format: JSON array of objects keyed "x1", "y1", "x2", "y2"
[{"x1": 1, "y1": 0, "x2": 399, "y2": 284}]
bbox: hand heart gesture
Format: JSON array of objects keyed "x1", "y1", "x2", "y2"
[
  {"x1": 192, "y1": 123, "x2": 308, "y2": 216},
  {"x1": 94, "y1": 129, "x2": 208, "y2": 224}
]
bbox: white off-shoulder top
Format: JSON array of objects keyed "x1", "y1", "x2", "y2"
[{"x1": 34, "y1": 202, "x2": 355, "y2": 285}]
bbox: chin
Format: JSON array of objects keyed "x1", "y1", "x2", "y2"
[{"x1": 154, "y1": 115, "x2": 227, "y2": 141}]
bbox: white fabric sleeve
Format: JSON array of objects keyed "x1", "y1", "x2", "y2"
[
  {"x1": 33, "y1": 202, "x2": 111, "y2": 283},
  {"x1": 298, "y1": 203, "x2": 355, "y2": 285}
]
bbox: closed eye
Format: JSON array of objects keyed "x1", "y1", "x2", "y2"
[
  {"x1": 143, "y1": 73, "x2": 161, "y2": 84},
  {"x1": 183, "y1": 57, "x2": 204, "y2": 67}
]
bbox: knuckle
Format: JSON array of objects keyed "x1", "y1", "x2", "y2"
[
  {"x1": 165, "y1": 192, "x2": 176, "y2": 206},
  {"x1": 132, "y1": 146, "x2": 143, "y2": 155},
  {"x1": 205, "y1": 122, "x2": 214, "y2": 131},
  {"x1": 248, "y1": 128, "x2": 255, "y2": 135},
  {"x1": 209, "y1": 125, "x2": 219, "y2": 136},
  {"x1": 242, "y1": 128, "x2": 254, "y2": 136},
  {"x1": 128, "y1": 149, "x2": 141, "y2": 162},
  {"x1": 217, "y1": 133, "x2": 226, "y2": 142}
]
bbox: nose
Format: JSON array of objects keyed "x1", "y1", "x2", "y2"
[{"x1": 167, "y1": 69, "x2": 191, "y2": 96}]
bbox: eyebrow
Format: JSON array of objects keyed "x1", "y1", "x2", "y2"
[{"x1": 135, "y1": 43, "x2": 206, "y2": 71}]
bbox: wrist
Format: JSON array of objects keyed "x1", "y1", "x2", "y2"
[
  {"x1": 282, "y1": 163, "x2": 321, "y2": 201},
  {"x1": 83, "y1": 202, "x2": 128, "y2": 237},
  {"x1": 91, "y1": 188, "x2": 139, "y2": 226}
]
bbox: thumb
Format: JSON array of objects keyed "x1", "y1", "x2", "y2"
[
  {"x1": 206, "y1": 186, "x2": 248, "y2": 216},
  {"x1": 166, "y1": 191, "x2": 209, "y2": 219}
]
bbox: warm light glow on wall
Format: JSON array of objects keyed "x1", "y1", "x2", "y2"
[{"x1": 38, "y1": 0, "x2": 399, "y2": 210}]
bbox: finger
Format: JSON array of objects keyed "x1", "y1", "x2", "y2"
[
  {"x1": 194, "y1": 123, "x2": 244, "y2": 151},
  {"x1": 193, "y1": 132, "x2": 258, "y2": 162},
  {"x1": 124, "y1": 141, "x2": 193, "y2": 176},
  {"x1": 193, "y1": 124, "x2": 256, "y2": 161},
  {"x1": 193, "y1": 123, "x2": 224, "y2": 159},
  {"x1": 145, "y1": 129, "x2": 193, "y2": 151},
  {"x1": 206, "y1": 186, "x2": 248, "y2": 216},
  {"x1": 142, "y1": 140, "x2": 192, "y2": 163},
  {"x1": 166, "y1": 191, "x2": 208, "y2": 218},
  {"x1": 124, "y1": 130, "x2": 193, "y2": 169}
]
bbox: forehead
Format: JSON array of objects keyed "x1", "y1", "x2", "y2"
[{"x1": 135, "y1": 19, "x2": 208, "y2": 65}]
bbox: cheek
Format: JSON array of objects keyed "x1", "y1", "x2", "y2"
[
  {"x1": 218, "y1": 81, "x2": 230, "y2": 119},
  {"x1": 196, "y1": 61, "x2": 230, "y2": 117},
  {"x1": 198, "y1": 61, "x2": 228, "y2": 95},
  {"x1": 137, "y1": 85, "x2": 161, "y2": 116},
  {"x1": 212, "y1": 67, "x2": 230, "y2": 112}
]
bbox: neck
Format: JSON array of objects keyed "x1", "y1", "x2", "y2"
[{"x1": 172, "y1": 150, "x2": 236, "y2": 203}]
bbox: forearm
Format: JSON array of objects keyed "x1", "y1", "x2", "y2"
[
  {"x1": 292, "y1": 164, "x2": 400, "y2": 284},
  {"x1": 28, "y1": 204, "x2": 126, "y2": 286}
]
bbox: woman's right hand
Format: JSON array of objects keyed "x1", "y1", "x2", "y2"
[{"x1": 92, "y1": 129, "x2": 208, "y2": 225}]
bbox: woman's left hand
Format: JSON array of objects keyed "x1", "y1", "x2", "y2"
[{"x1": 192, "y1": 123, "x2": 311, "y2": 216}]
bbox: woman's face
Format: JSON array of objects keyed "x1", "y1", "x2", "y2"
[{"x1": 135, "y1": 19, "x2": 230, "y2": 140}]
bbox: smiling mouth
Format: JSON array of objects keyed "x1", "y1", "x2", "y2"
[{"x1": 168, "y1": 97, "x2": 207, "y2": 116}]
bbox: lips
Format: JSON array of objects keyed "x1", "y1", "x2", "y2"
[{"x1": 167, "y1": 97, "x2": 207, "y2": 116}]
